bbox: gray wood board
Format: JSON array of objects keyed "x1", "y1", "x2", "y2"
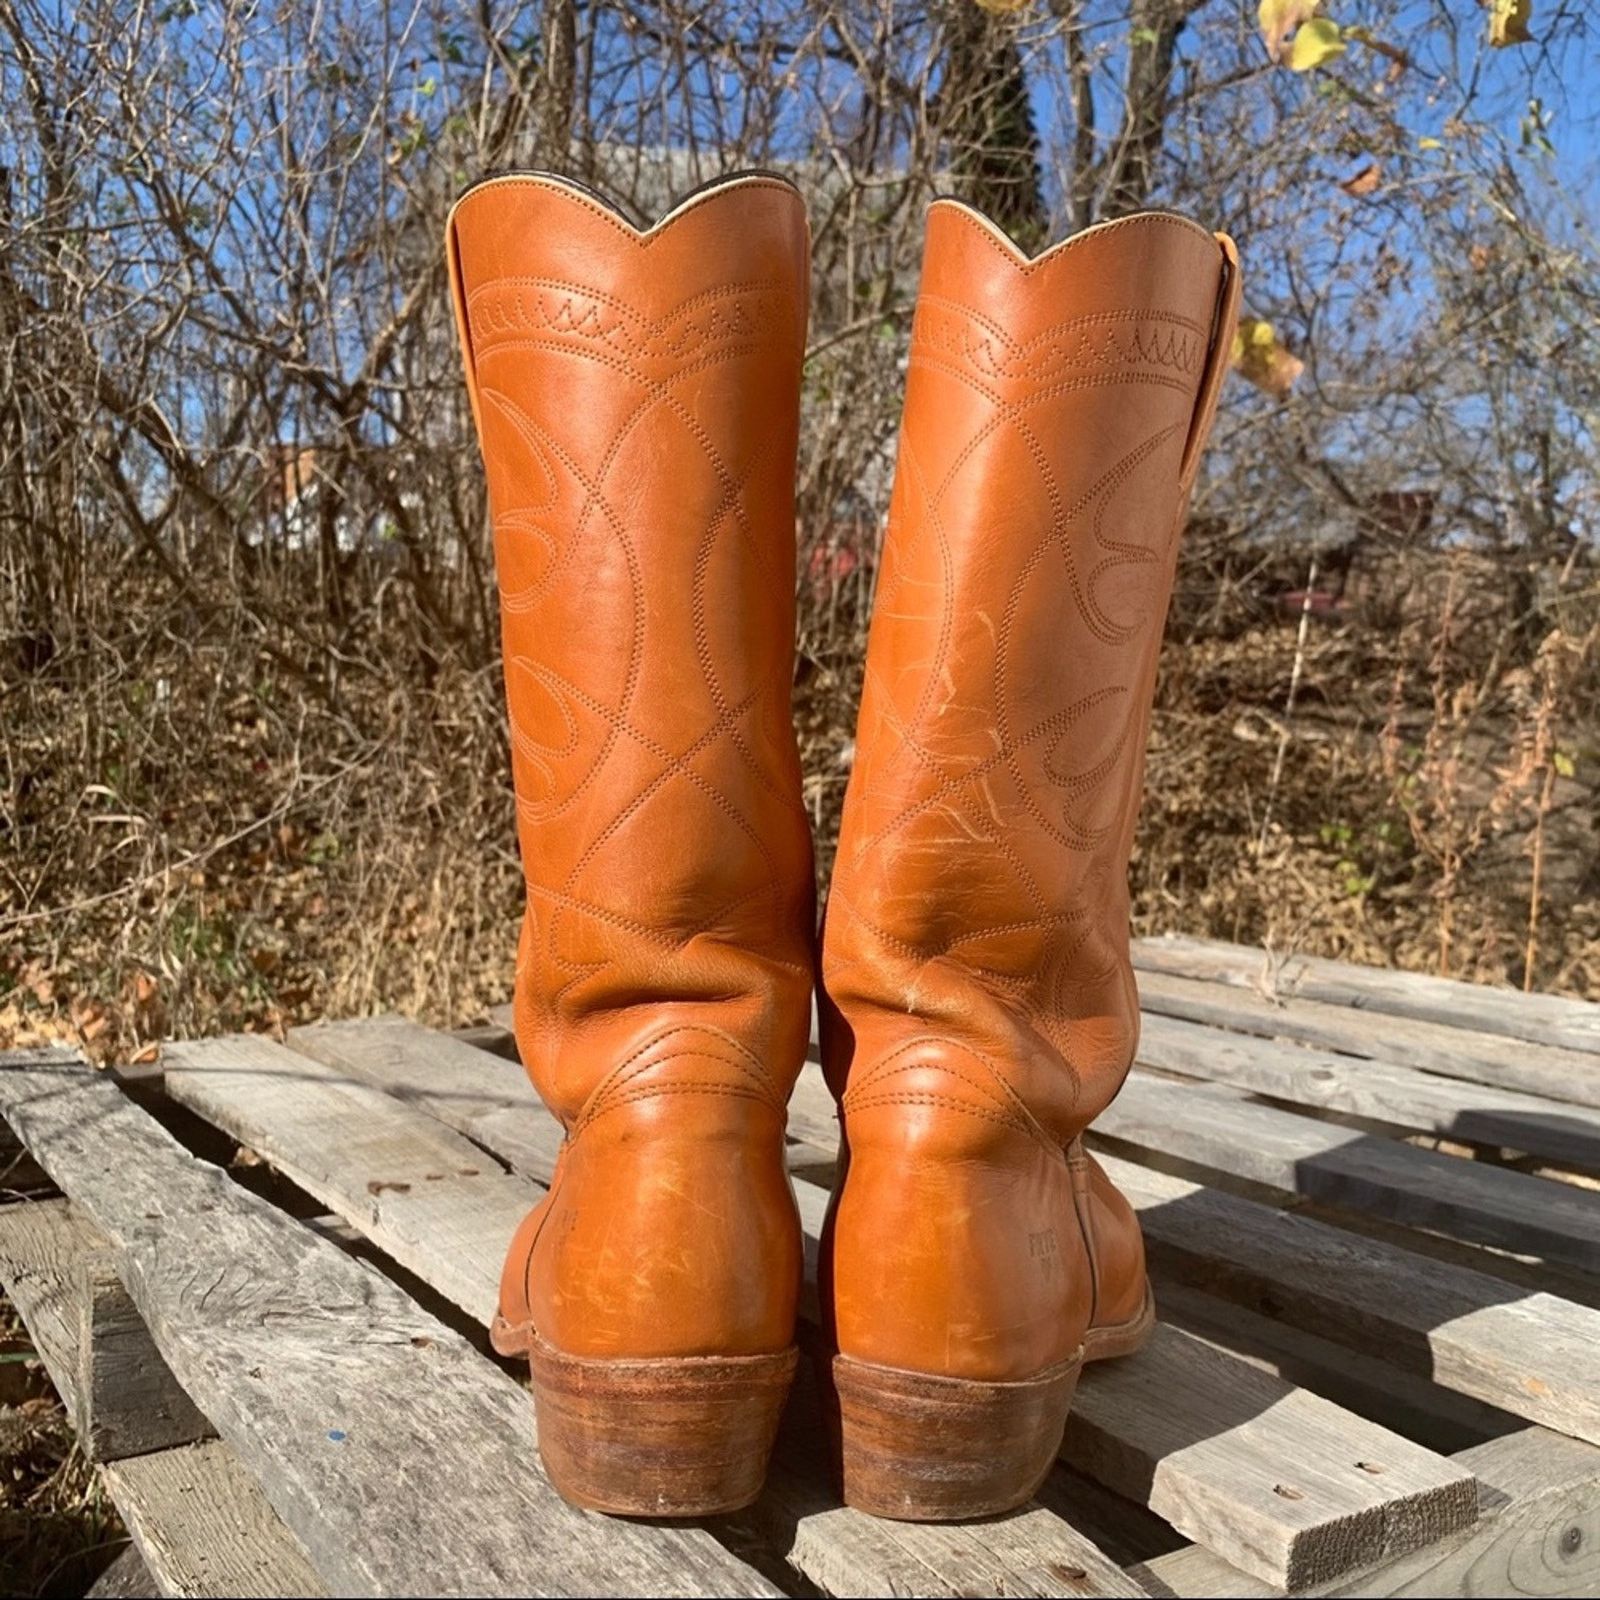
[
  {"x1": 1096, "y1": 1072, "x2": 1600, "y2": 1273},
  {"x1": 1069, "y1": 1323, "x2": 1475, "y2": 1592},
  {"x1": 1134, "y1": 1427, "x2": 1600, "y2": 1598},
  {"x1": 102, "y1": 1443, "x2": 328, "y2": 1600},
  {"x1": 1092, "y1": 1149, "x2": 1600, "y2": 1448},
  {"x1": 1136, "y1": 1010, "x2": 1600, "y2": 1172},
  {"x1": 162, "y1": 1034, "x2": 530, "y2": 1328},
  {"x1": 291, "y1": 1017, "x2": 1481, "y2": 1592},
  {"x1": 1153, "y1": 1283, "x2": 1519, "y2": 1458},
  {"x1": 0, "y1": 1198, "x2": 211, "y2": 1460},
  {"x1": 0, "y1": 1195, "x2": 321, "y2": 1597},
  {"x1": 1133, "y1": 934, "x2": 1600, "y2": 1058},
  {"x1": 0, "y1": 1047, "x2": 780, "y2": 1598},
  {"x1": 0, "y1": 1197, "x2": 97, "y2": 1412},
  {"x1": 1133, "y1": 969, "x2": 1600, "y2": 1109}
]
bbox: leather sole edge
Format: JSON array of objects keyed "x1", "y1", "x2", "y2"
[
  {"x1": 829, "y1": 1347, "x2": 1085, "y2": 1521},
  {"x1": 528, "y1": 1335, "x2": 797, "y2": 1517}
]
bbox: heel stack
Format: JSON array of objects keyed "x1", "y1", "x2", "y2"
[
  {"x1": 529, "y1": 1335, "x2": 797, "y2": 1516},
  {"x1": 831, "y1": 1350, "x2": 1083, "y2": 1520}
]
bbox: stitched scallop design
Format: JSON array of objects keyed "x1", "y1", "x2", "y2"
[
  {"x1": 824, "y1": 210, "x2": 1229, "y2": 1132},
  {"x1": 452, "y1": 178, "x2": 814, "y2": 1126}
]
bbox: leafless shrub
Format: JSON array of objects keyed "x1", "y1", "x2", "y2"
[{"x1": 0, "y1": 1, "x2": 1595, "y2": 1061}]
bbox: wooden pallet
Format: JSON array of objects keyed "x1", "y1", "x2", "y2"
[{"x1": 3, "y1": 934, "x2": 1600, "y2": 1597}]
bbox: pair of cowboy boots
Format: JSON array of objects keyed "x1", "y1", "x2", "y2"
[{"x1": 447, "y1": 171, "x2": 1240, "y2": 1521}]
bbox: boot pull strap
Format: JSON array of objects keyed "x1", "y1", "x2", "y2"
[
  {"x1": 444, "y1": 206, "x2": 486, "y2": 441},
  {"x1": 1178, "y1": 231, "x2": 1242, "y2": 501}
]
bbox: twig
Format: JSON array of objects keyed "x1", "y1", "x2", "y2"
[
  {"x1": 1256, "y1": 554, "x2": 1317, "y2": 855},
  {"x1": 0, "y1": 757, "x2": 372, "y2": 934}
]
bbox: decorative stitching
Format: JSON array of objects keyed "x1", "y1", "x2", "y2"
[
  {"x1": 931, "y1": 201, "x2": 1219, "y2": 276},
  {"x1": 831, "y1": 258, "x2": 1218, "y2": 1116},
  {"x1": 462, "y1": 227, "x2": 812, "y2": 1052},
  {"x1": 843, "y1": 1090, "x2": 1040, "y2": 1135},
  {"x1": 583, "y1": 1032, "x2": 783, "y2": 1121},
  {"x1": 450, "y1": 173, "x2": 802, "y2": 251},
  {"x1": 912, "y1": 296, "x2": 1204, "y2": 388}
]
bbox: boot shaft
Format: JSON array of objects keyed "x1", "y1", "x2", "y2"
[
  {"x1": 824, "y1": 202, "x2": 1239, "y2": 1140},
  {"x1": 447, "y1": 174, "x2": 816, "y2": 1123}
]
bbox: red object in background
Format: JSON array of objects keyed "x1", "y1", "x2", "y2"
[
  {"x1": 808, "y1": 539, "x2": 861, "y2": 584},
  {"x1": 1279, "y1": 588, "x2": 1348, "y2": 619}
]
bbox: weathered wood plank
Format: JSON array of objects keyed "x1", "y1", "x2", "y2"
[
  {"x1": 1134, "y1": 968, "x2": 1600, "y2": 1109},
  {"x1": 1097, "y1": 1073, "x2": 1600, "y2": 1273},
  {"x1": 1137, "y1": 1011, "x2": 1600, "y2": 1172},
  {"x1": 76, "y1": 1246, "x2": 215, "y2": 1462},
  {"x1": 1134, "y1": 1427, "x2": 1600, "y2": 1598},
  {"x1": 1068, "y1": 1322, "x2": 1475, "y2": 1592},
  {"x1": 782, "y1": 1068, "x2": 840, "y2": 1157},
  {"x1": 255, "y1": 1023, "x2": 1144, "y2": 1598},
  {"x1": 0, "y1": 1047, "x2": 781, "y2": 1598},
  {"x1": 1092, "y1": 1150, "x2": 1600, "y2": 1447},
  {"x1": 0, "y1": 1197, "x2": 95, "y2": 1410},
  {"x1": 1134, "y1": 934, "x2": 1600, "y2": 1059},
  {"x1": 0, "y1": 1196, "x2": 324, "y2": 1598},
  {"x1": 1035, "y1": 1466, "x2": 1190, "y2": 1573},
  {"x1": 0, "y1": 1199, "x2": 211, "y2": 1460},
  {"x1": 162, "y1": 1035, "x2": 530, "y2": 1328},
  {"x1": 102, "y1": 1443, "x2": 328, "y2": 1600},
  {"x1": 769, "y1": 1487, "x2": 1141, "y2": 1596},
  {"x1": 735, "y1": 1361, "x2": 1146, "y2": 1598},
  {"x1": 295, "y1": 1017, "x2": 1481, "y2": 1593},
  {"x1": 1154, "y1": 1283, "x2": 1521, "y2": 1458}
]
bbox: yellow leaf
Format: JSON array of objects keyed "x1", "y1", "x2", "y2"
[
  {"x1": 1289, "y1": 16, "x2": 1345, "y2": 70},
  {"x1": 1553, "y1": 750, "x2": 1576, "y2": 778},
  {"x1": 1418, "y1": 136, "x2": 1444, "y2": 150},
  {"x1": 1230, "y1": 319, "x2": 1305, "y2": 398},
  {"x1": 1488, "y1": 0, "x2": 1533, "y2": 46},
  {"x1": 1258, "y1": 0, "x2": 1320, "y2": 62}
]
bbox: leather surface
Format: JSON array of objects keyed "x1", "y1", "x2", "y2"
[
  {"x1": 1073, "y1": 1140, "x2": 1148, "y2": 1332},
  {"x1": 821, "y1": 203, "x2": 1240, "y2": 1381},
  {"x1": 448, "y1": 173, "x2": 815, "y2": 1360}
]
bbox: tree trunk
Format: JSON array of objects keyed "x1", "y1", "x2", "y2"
[
  {"x1": 1099, "y1": 0, "x2": 1199, "y2": 219},
  {"x1": 938, "y1": 0, "x2": 1046, "y2": 249},
  {"x1": 538, "y1": 0, "x2": 578, "y2": 167}
]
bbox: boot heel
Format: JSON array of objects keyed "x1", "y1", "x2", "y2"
[
  {"x1": 831, "y1": 1350, "x2": 1083, "y2": 1520},
  {"x1": 529, "y1": 1335, "x2": 797, "y2": 1516}
]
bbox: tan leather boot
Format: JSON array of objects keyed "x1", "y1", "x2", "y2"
[
  {"x1": 446, "y1": 172, "x2": 815, "y2": 1516},
  {"x1": 820, "y1": 201, "x2": 1240, "y2": 1520}
]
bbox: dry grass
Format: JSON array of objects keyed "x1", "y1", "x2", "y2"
[
  {"x1": 0, "y1": 535, "x2": 1594, "y2": 1596},
  {"x1": 1, "y1": 568, "x2": 524, "y2": 1061},
  {"x1": 0, "y1": 1303, "x2": 126, "y2": 1599},
  {"x1": 3, "y1": 544, "x2": 1594, "y2": 1074}
]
